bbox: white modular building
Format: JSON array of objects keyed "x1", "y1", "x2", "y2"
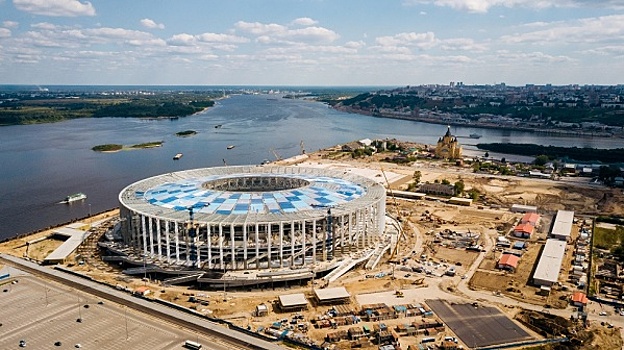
[
  {"x1": 118, "y1": 165, "x2": 386, "y2": 272},
  {"x1": 550, "y1": 210, "x2": 575, "y2": 242},
  {"x1": 533, "y1": 239, "x2": 567, "y2": 287}
]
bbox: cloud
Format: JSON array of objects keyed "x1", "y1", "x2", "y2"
[
  {"x1": 31, "y1": 22, "x2": 60, "y2": 30},
  {"x1": 140, "y1": 18, "x2": 165, "y2": 30},
  {"x1": 439, "y1": 37, "x2": 488, "y2": 51},
  {"x1": 0, "y1": 28, "x2": 11, "y2": 38},
  {"x1": 495, "y1": 50, "x2": 574, "y2": 63},
  {"x1": 3, "y1": 21, "x2": 19, "y2": 28},
  {"x1": 234, "y1": 21, "x2": 287, "y2": 36},
  {"x1": 501, "y1": 14, "x2": 624, "y2": 45},
  {"x1": 375, "y1": 31, "x2": 437, "y2": 50},
  {"x1": 13, "y1": 0, "x2": 96, "y2": 17},
  {"x1": 291, "y1": 17, "x2": 318, "y2": 26},
  {"x1": 166, "y1": 32, "x2": 249, "y2": 48},
  {"x1": 235, "y1": 20, "x2": 339, "y2": 43},
  {"x1": 401, "y1": 0, "x2": 624, "y2": 13}
]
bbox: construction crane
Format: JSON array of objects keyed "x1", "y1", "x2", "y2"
[
  {"x1": 300, "y1": 140, "x2": 306, "y2": 155},
  {"x1": 270, "y1": 148, "x2": 282, "y2": 161},
  {"x1": 380, "y1": 166, "x2": 406, "y2": 260}
]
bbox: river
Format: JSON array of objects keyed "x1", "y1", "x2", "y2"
[{"x1": 0, "y1": 93, "x2": 621, "y2": 239}]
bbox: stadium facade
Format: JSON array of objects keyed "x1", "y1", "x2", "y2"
[{"x1": 118, "y1": 166, "x2": 386, "y2": 272}]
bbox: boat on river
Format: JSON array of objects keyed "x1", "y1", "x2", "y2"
[
  {"x1": 227, "y1": 145, "x2": 235, "y2": 150},
  {"x1": 65, "y1": 193, "x2": 87, "y2": 203},
  {"x1": 469, "y1": 133, "x2": 482, "y2": 139},
  {"x1": 173, "y1": 153, "x2": 183, "y2": 160}
]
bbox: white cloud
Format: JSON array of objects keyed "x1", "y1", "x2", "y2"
[
  {"x1": 167, "y1": 33, "x2": 196, "y2": 46},
  {"x1": 495, "y1": 50, "x2": 574, "y2": 63},
  {"x1": 501, "y1": 14, "x2": 624, "y2": 45},
  {"x1": 196, "y1": 33, "x2": 249, "y2": 43},
  {"x1": 0, "y1": 28, "x2": 11, "y2": 38},
  {"x1": 439, "y1": 37, "x2": 488, "y2": 51},
  {"x1": 375, "y1": 32, "x2": 437, "y2": 50},
  {"x1": 234, "y1": 21, "x2": 287, "y2": 36},
  {"x1": 401, "y1": 0, "x2": 624, "y2": 13},
  {"x1": 3, "y1": 21, "x2": 19, "y2": 28},
  {"x1": 291, "y1": 17, "x2": 318, "y2": 26},
  {"x1": 13, "y1": 0, "x2": 96, "y2": 17},
  {"x1": 140, "y1": 18, "x2": 165, "y2": 30},
  {"x1": 31, "y1": 22, "x2": 60, "y2": 30},
  {"x1": 582, "y1": 45, "x2": 624, "y2": 56},
  {"x1": 345, "y1": 40, "x2": 366, "y2": 49},
  {"x1": 235, "y1": 20, "x2": 339, "y2": 43}
]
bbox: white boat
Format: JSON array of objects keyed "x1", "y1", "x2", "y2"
[
  {"x1": 173, "y1": 153, "x2": 183, "y2": 160},
  {"x1": 227, "y1": 145, "x2": 235, "y2": 150},
  {"x1": 65, "y1": 193, "x2": 87, "y2": 203}
]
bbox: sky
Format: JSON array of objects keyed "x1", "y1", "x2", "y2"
[{"x1": 0, "y1": 0, "x2": 623, "y2": 86}]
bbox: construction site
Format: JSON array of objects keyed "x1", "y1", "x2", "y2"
[{"x1": 2, "y1": 140, "x2": 624, "y2": 350}]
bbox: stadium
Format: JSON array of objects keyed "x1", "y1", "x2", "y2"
[{"x1": 112, "y1": 165, "x2": 386, "y2": 286}]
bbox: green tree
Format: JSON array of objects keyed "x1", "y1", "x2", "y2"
[
  {"x1": 534, "y1": 154, "x2": 550, "y2": 166},
  {"x1": 441, "y1": 179, "x2": 450, "y2": 185},
  {"x1": 454, "y1": 180, "x2": 465, "y2": 196},
  {"x1": 413, "y1": 170, "x2": 422, "y2": 184}
]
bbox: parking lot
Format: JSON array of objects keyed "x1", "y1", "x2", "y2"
[{"x1": 0, "y1": 275, "x2": 231, "y2": 350}]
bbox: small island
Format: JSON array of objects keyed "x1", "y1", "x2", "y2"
[
  {"x1": 91, "y1": 144, "x2": 123, "y2": 152},
  {"x1": 92, "y1": 141, "x2": 163, "y2": 152},
  {"x1": 175, "y1": 130, "x2": 197, "y2": 137},
  {"x1": 130, "y1": 141, "x2": 163, "y2": 149}
]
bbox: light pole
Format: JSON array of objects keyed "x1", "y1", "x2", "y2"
[{"x1": 125, "y1": 307, "x2": 129, "y2": 340}]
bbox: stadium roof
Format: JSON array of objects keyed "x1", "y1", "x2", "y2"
[
  {"x1": 314, "y1": 286, "x2": 350, "y2": 301},
  {"x1": 119, "y1": 165, "x2": 385, "y2": 224}
]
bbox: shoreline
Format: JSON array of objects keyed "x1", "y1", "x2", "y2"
[{"x1": 333, "y1": 105, "x2": 623, "y2": 139}]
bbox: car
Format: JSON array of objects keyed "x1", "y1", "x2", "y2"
[
  {"x1": 620, "y1": 310, "x2": 624, "y2": 316},
  {"x1": 599, "y1": 311, "x2": 607, "y2": 316},
  {"x1": 19, "y1": 340, "x2": 26, "y2": 347},
  {"x1": 54, "y1": 341, "x2": 62, "y2": 346},
  {"x1": 75, "y1": 344, "x2": 82, "y2": 348},
  {"x1": 404, "y1": 273, "x2": 411, "y2": 278}
]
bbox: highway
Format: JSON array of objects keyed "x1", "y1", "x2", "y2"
[{"x1": 0, "y1": 253, "x2": 284, "y2": 350}]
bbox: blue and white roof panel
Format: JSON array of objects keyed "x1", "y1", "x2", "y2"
[{"x1": 142, "y1": 173, "x2": 366, "y2": 216}]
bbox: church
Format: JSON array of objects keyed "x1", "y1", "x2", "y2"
[{"x1": 435, "y1": 126, "x2": 462, "y2": 159}]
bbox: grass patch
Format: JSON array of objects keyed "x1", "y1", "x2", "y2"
[{"x1": 594, "y1": 225, "x2": 624, "y2": 250}]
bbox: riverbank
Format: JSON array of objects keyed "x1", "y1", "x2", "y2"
[{"x1": 333, "y1": 105, "x2": 623, "y2": 139}]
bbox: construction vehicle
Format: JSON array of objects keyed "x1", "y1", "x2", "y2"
[{"x1": 395, "y1": 290, "x2": 404, "y2": 298}]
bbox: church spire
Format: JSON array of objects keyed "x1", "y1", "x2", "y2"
[{"x1": 445, "y1": 125, "x2": 452, "y2": 137}]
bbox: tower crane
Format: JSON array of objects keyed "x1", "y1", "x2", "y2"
[
  {"x1": 380, "y1": 167, "x2": 406, "y2": 260},
  {"x1": 270, "y1": 148, "x2": 282, "y2": 161}
]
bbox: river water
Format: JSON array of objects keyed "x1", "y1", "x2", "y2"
[{"x1": 0, "y1": 94, "x2": 621, "y2": 239}]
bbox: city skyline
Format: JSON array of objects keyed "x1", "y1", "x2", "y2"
[{"x1": 0, "y1": 0, "x2": 623, "y2": 86}]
